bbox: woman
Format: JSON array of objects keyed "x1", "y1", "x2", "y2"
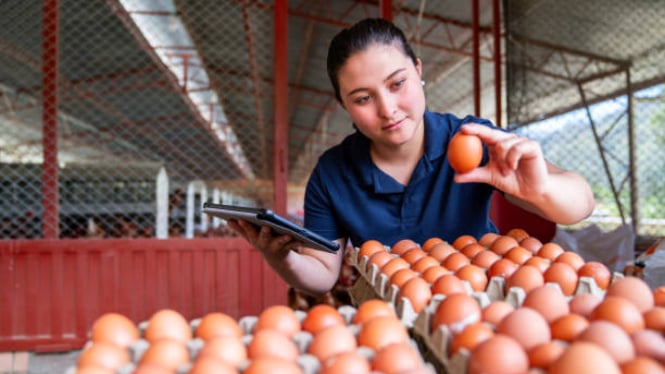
[{"x1": 229, "y1": 18, "x2": 594, "y2": 296}]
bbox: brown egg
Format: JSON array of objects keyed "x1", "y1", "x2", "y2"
[
  {"x1": 487, "y1": 258, "x2": 519, "y2": 279},
  {"x1": 243, "y1": 357, "x2": 303, "y2": 374},
  {"x1": 449, "y1": 322, "x2": 494, "y2": 355},
  {"x1": 388, "y1": 268, "x2": 419, "y2": 289},
  {"x1": 398, "y1": 276, "x2": 432, "y2": 313},
  {"x1": 522, "y1": 284, "x2": 570, "y2": 323},
  {"x1": 371, "y1": 342, "x2": 424, "y2": 374},
  {"x1": 481, "y1": 300, "x2": 515, "y2": 327},
  {"x1": 308, "y1": 324, "x2": 357, "y2": 362},
  {"x1": 490, "y1": 235, "x2": 519, "y2": 256},
  {"x1": 504, "y1": 246, "x2": 533, "y2": 265},
  {"x1": 569, "y1": 292, "x2": 603, "y2": 318},
  {"x1": 505, "y1": 265, "x2": 544, "y2": 294},
  {"x1": 654, "y1": 286, "x2": 665, "y2": 307},
  {"x1": 400, "y1": 248, "x2": 427, "y2": 265},
  {"x1": 421, "y1": 265, "x2": 451, "y2": 284},
  {"x1": 461, "y1": 243, "x2": 486, "y2": 259},
  {"x1": 452, "y1": 234, "x2": 477, "y2": 250},
  {"x1": 144, "y1": 309, "x2": 192, "y2": 344},
  {"x1": 139, "y1": 338, "x2": 190, "y2": 371},
  {"x1": 527, "y1": 340, "x2": 566, "y2": 370},
  {"x1": 578, "y1": 320, "x2": 635, "y2": 364},
  {"x1": 132, "y1": 362, "x2": 177, "y2": 374},
  {"x1": 367, "y1": 251, "x2": 395, "y2": 273},
  {"x1": 455, "y1": 264, "x2": 489, "y2": 292},
  {"x1": 506, "y1": 228, "x2": 530, "y2": 242},
  {"x1": 537, "y1": 242, "x2": 565, "y2": 261},
  {"x1": 606, "y1": 276, "x2": 655, "y2": 313},
  {"x1": 577, "y1": 261, "x2": 612, "y2": 290},
  {"x1": 590, "y1": 295, "x2": 645, "y2": 334},
  {"x1": 478, "y1": 232, "x2": 500, "y2": 247},
  {"x1": 554, "y1": 251, "x2": 585, "y2": 271},
  {"x1": 523, "y1": 255, "x2": 550, "y2": 273},
  {"x1": 353, "y1": 299, "x2": 397, "y2": 325},
  {"x1": 549, "y1": 342, "x2": 621, "y2": 374},
  {"x1": 431, "y1": 273, "x2": 468, "y2": 297},
  {"x1": 442, "y1": 252, "x2": 471, "y2": 272},
  {"x1": 467, "y1": 335, "x2": 529, "y2": 374},
  {"x1": 411, "y1": 255, "x2": 441, "y2": 274},
  {"x1": 472, "y1": 249, "x2": 501, "y2": 269},
  {"x1": 90, "y1": 312, "x2": 139, "y2": 348},
  {"x1": 196, "y1": 312, "x2": 243, "y2": 341},
  {"x1": 543, "y1": 261, "x2": 579, "y2": 296},
  {"x1": 358, "y1": 240, "x2": 386, "y2": 263},
  {"x1": 550, "y1": 313, "x2": 589, "y2": 342},
  {"x1": 357, "y1": 316, "x2": 409, "y2": 351},
  {"x1": 301, "y1": 304, "x2": 345, "y2": 334},
  {"x1": 254, "y1": 305, "x2": 301, "y2": 337},
  {"x1": 421, "y1": 237, "x2": 445, "y2": 252},
  {"x1": 644, "y1": 306, "x2": 665, "y2": 332},
  {"x1": 390, "y1": 238, "x2": 419, "y2": 256},
  {"x1": 75, "y1": 366, "x2": 116, "y2": 374},
  {"x1": 631, "y1": 328, "x2": 665, "y2": 362},
  {"x1": 78, "y1": 342, "x2": 130, "y2": 371},
  {"x1": 519, "y1": 236, "x2": 543, "y2": 254},
  {"x1": 381, "y1": 257, "x2": 411, "y2": 278},
  {"x1": 497, "y1": 307, "x2": 551, "y2": 351},
  {"x1": 248, "y1": 328, "x2": 299, "y2": 361},
  {"x1": 320, "y1": 351, "x2": 371, "y2": 374},
  {"x1": 428, "y1": 242, "x2": 458, "y2": 262},
  {"x1": 197, "y1": 335, "x2": 247, "y2": 367},
  {"x1": 620, "y1": 356, "x2": 665, "y2": 374},
  {"x1": 432, "y1": 293, "x2": 482, "y2": 334},
  {"x1": 189, "y1": 355, "x2": 238, "y2": 374}
]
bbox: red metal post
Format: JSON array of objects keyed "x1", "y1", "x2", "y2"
[
  {"x1": 42, "y1": 0, "x2": 59, "y2": 239},
  {"x1": 273, "y1": 0, "x2": 288, "y2": 216},
  {"x1": 472, "y1": 0, "x2": 481, "y2": 117},
  {"x1": 380, "y1": 0, "x2": 393, "y2": 21},
  {"x1": 493, "y1": 0, "x2": 502, "y2": 127}
]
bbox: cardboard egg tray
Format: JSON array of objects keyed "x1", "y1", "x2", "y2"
[
  {"x1": 348, "y1": 245, "x2": 627, "y2": 374},
  {"x1": 66, "y1": 304, "x2": 437, "y2": 374}
]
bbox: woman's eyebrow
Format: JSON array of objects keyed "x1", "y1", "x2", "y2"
[{"x1": 345, "y1": 68, "x2": 408, "y2": 98}]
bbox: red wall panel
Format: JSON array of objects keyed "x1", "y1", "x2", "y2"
[{"x1": 0, "y1": 238, "x2": 288, "y2": 352}]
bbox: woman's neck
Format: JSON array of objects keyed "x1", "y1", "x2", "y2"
[{"x1": 370, "y1": 127, "x2": 425, "y2": 185}]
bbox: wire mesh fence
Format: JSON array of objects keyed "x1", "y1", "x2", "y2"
[
  {"x1": 0, "y1": 0, "x2": 663, "y2": 240},
  {"x1": 505, "y1": 0, "x2": 665, "y2": 237}
]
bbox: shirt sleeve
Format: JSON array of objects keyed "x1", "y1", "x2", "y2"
[{"x1": 303, "y1": 159, "x2": 344, "y2": 241}]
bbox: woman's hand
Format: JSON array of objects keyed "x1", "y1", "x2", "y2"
[
  {"x1": 226, "y1": 219, "x2": 299, "y2": 261},
  {"x1": 454, "y1": 123, "x2": 595, "y2": 225}
]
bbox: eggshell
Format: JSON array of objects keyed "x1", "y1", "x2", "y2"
[
  {"x1": 320, "y1": 351, "x2": 371, "y2": 374},
  {"x1": 554, "y1": 251, "x2": 585, "y2": 271},
  {"x1": 421, "y1": 237, "x2": 445, "y2": 252},
  {"x1": 496, "y1": 307, "x2": 551, "y2": 351},
  {"x1": 467, "y1": 334, "x2": 529, "y2": 374},
  {"x1": 478, "y1": 232, "x2": 500, "y2": 247},
  {"x1": 144, "y1": 309, "x2": 192, "y2": 344},
  {"x1": 527, "y1": 340, "x2": 566, "y2": 370},
  {"x1": 487, "y1": 258, "x2": 518, "y2": 279},
  {"x1": 549, "y1": 342, "x2": 621, "y2": 374},
  {"x1": 452, "y1": 234, "x2": 477, "y2": 250},
  {"x1": 519, "y1": 236, "x2": 543, "y2": 254},
  {"x1": 421, "y1": 265, "x2": 451, "y2": 284},
  {"x1": 196, "y1": 312, "x2": 243, "y2": 341},
  {"x1": 401, "y1": 248, "x2": 427, "y2": 265},
  {"x1": 590, "y1": 295, "x2": 645, "y2": 334},
  {"x1": 189, "y1": 355, "x2": 238, "y2": 374},
  {"x1": 428, "y1": 243, "x2": 458, "y2": 262},
  {"x1": 78, "y1": 341, "x2": 131, "y2": 371},
  {"x1": 490, "y1": 235, "x2": 519, "y2": 256},
  {"x1": 353, "y1": 299, "x2": 397, "y2": 325},
  {"x1": 522, "y1": 284, "x2": 570, "y2": 323},
  {"x1": 301, "y1": 304, "x2": 345, "y2": 334},
  {"x1": 503, "y1": 246, "x2": 533, "y2": 265},
  {"x1": 643, "y1": 306, "x2": 665, "y2": 332},
  {"x1": 505, "y1": 265, "x2": 544, "y2": 295},
  {"x1": 431, "y1": 273, "x2": 469, "y2": 297},
  {"x1": 371, "y1": 342, "x2": 425, "y2": 374},
  {"x1": 455, "y1": 264, "x2": 489, "y2": 292},
  {"x1": 569, "y1": 293, "x2": 603, "y2": 317},
  {"x1": 577, "y1": 261, "x2": 612, "y2": 290},
  {"x1": 254, "y1": 305, "x2": 301, "y2": 337},
  {"x1": 536, "y1": 242, "x2": 564, "y2": 261},
  {"x1": 431, "y1": 293, "x2": 482, "y2": 334},
  {"x1": 139, "y1": 338, "x2": 189, "y2": 371},
  {"x1": 448, "y1": 132, "x2": 483, "y2": 173},
  {"x1": 606, "y1": 276, "x2": 655, "y2": 313},
  {"x1": 381, "y1": 257, "x2": 411, "y2": 278},
  {"x1": 243, "y1": 357, "x2": 303, "y2": 374},
  {"x1": 357, "y1": 316, "x2": 409, "y2": 351},
  {"x1": 550, "y1": 313, "x2": 589, "y2": 342},
  {"x1": 481, "y1": 300, "x2": 515, "y2": 327},
  {"x1": 196, "y1": 336, "x2": 247, "y2": 367},
  {"x1": 308, "y1": 324, "x2": 357, "y2": 362},
  {"x1": 391, "y1": 238, "x2": 420, "y2": 255},
  {"x1": 578, "y1": 320, "x2": 635, "y2": 364},
  {"x1": 472, "y1": 249, "x2": 501, "y2": 269},
  {"x1": 248, "y1": 328, "x2": 299, "y2": 361},
  {"x1": 442, "y1": 252, "x2": 470, "y2": 272},
  {"x1": 412, "y1": 255, "x2": 441, "y2": 274},
  {"x1": 461, "y1": 243, "x2": 486, "y2": 259},
  {"x1": 358, "y1": 240, "x2": 386, "y2": 263},
  {"x1": 398, "y1": 276, "x2": 432, "y2": 314},
  {"x1": 543, "y1": 262, "x2": 578, "y2": 296},
  {"x1": 523, "y1": 256, "x2": 550, "y2": 273},
  {"x1": 654, "y1": 286, "x2": 665, "y2": 307},
  {"x1": 389, "y1": 268, "x2": 419, "y2": 290},
  {"x1": 449, "y1": 322, "x2": 494, "y2": 355},
  {"x1": 620, "y1": 356, "x2": 665, "y2": 374},
  {"x1": 630, "y1": 328, "x2": 665, "y2": 361}
]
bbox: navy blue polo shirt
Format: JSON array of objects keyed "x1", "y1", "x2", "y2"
[{"x1": 304, "y1": 111, "x2": 498, "y2": 247}]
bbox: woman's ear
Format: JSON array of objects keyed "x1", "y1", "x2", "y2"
[{"x1": 416, "y1": 58, "x2": 423, "y2": 77}]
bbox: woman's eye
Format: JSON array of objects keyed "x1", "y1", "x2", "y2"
[
  {"x1": 392, "y1": 79, "x2": 406, "y2": 89},
  {"x1": 354, "y1": 95, "x2": 370, "y2": 105}
]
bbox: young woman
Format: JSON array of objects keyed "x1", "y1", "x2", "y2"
[{"x1": 229, "y1": 18, "x2": 594, "y2": 295}]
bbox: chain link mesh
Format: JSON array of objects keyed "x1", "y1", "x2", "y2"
[{"x1": 506, "y1": 0, "x2": 665, "y2": 237}]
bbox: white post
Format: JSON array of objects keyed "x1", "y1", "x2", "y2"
[
  {"x1": 155, "y1": 167, "x2": 169, "y2": 239},
  {"x1": 185, "y1": 180, "x2": 207, "y2": 238}
]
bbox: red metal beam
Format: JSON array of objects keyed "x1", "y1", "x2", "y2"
[
  {"x1": 472, "y1": 0, "x2": 481, "y2": 117},
  {"x1": 380, "y1": 0, "x2": 393, "y2": 21},
  {"x1": 493, "y1": 0, "x2": 502, "y2": 127},
  {"x1": 273, "y1": 0, "x2": 289, "y2": 215},
  {"x1": 42, "y1": 0, "x2": 59, "y2": 239}
]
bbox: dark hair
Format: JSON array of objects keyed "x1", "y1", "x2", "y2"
[{"x1": 326, "y1": 18, "x2": 418, "y2": 104}]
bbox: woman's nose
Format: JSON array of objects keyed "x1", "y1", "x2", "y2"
[{"x1": 376, "y1": 93, "x2": 396, "y2": 118}]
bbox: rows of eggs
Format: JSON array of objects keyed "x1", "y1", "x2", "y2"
[
  {"x1": 350, "y1": 230, "x2": 665, "y2": 373},
  {"x1": 70, "y1": 301, "x2": 438, "y2": 374}
]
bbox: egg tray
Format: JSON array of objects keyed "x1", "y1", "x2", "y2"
[{"x1": 65, "y1": 304, "x2": 437, "y2": 374}]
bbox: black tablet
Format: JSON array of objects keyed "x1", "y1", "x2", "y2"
[{"x1": 202, "y1": 202, "x2": 340, "y2": 253}]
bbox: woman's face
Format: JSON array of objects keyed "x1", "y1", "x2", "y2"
[{"x1": 337, "y1": 43, "x2": 426, "y2": 149}]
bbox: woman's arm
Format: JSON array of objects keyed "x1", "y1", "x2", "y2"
[
  {"x1": 454, "y1": 123, "x2": 595, "y2": 225},
  {"x1": 227, "y1": 219, "x2": 347, "y2": 295}
]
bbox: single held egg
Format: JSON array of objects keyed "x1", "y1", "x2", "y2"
[
  {"x1": 301, "y1": 304, "x2": 345, "y2": 334},
  {"x1": 90, "y1": 312, "x2": 140, "y2": 348},
  {"x1": 144, "y1": 309, "x2": 192, "y2": 344},
  {"x1": 447, "y1": 132, "x2": 483, "y2": 173},
  {"x1": 654, "y1": 285, "x2": 665, "y2": 307}
]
